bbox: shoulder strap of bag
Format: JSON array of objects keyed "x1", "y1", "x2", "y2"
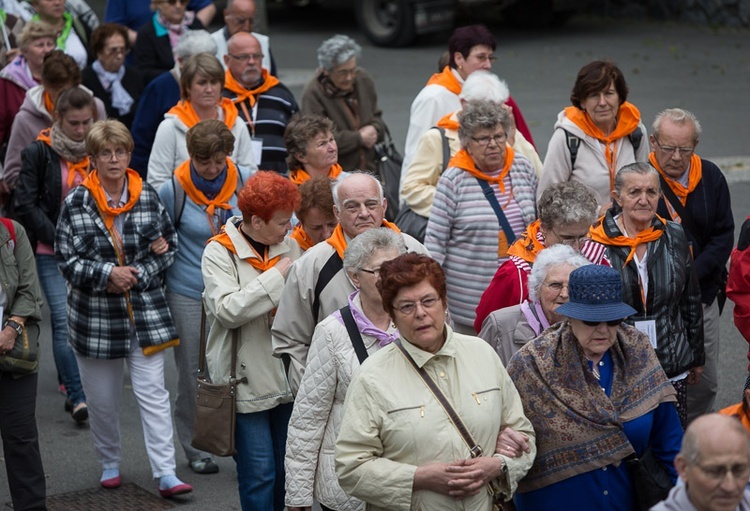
[
  {"x1": 657, "y1": 173, "x2": 707, "y2": 250},
  {"x1": 629, "y1": 127, "x2": 643, "y2": 153},
  {"x1": 0, "y1": 218, "x2": 16, "y2": 251},
  {"x1": 431, "y1": 126, "x2": 451, "y2": 173},
  {"x1": 564, "y1": 129, "x2": 581, "y2": 168},
  {"x1": 197, "y1": 304, "x2": 238, "y2": 382},
  {"x1": 340, "y1": 305, "x2": 368, "y2": 364},
  {"x1": 475, "y1": 177, "x2": 517, "y2": 244},
  {"x1": 394, "y1": 340, "x2": 483, "y2": 458},
  {"x1": 171, "y1": 176, "x2": 187, "y2": 230},
  {"x1": 312, "y1": 252, "x2": 343, "y2": 321}
]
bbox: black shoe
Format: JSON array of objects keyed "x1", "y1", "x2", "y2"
[{"x1": 71, "y1": 402, "x2": 88, "y2": 424}]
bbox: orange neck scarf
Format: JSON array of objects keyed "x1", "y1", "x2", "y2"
[
  {"x1": 36, "y1": 128, "x2": 90, "y2": 187},
  {"x1": 426, "y1": 66, "x2": 461, "y2": 95},
  {"x1": 174, "y1": 158, "x2": 238, "y2": 234},
  {"x1": 588, "y1": 214, "x2": 666, "y2": 266},
  {"x1": 290, "y1": 224, "x2": 314, "y2": 251},
  {"x1": 326, "y1": 220, "x2": 402, "y2": 259},
  {"x1": 506, "y1": 219, "x2": 546, "y2": 263},
  {"x1": 167, "y1": 97, "x2": 239, "y2": 130},
  {"x1": 649, "y1": 152, "x2": 702, "y2": 206},
  {"x1": 209, "y1": 225, "x2": 281, "y2": 273},
  {"x1": 82, "y1": 169, "x2": 143, "y2": 231},
  {"x1": 289, "y1": 163, "x2": 343, "y2": 186},
  {"x1": 448, "y1": 147, "x2": 515, "y2": 194},
  {"x1": 564, "y1": 102, "x2": 641, "y2": 191},
  {"x1": 436, "y1": 112, "x2": 459, "y2": 131},
  {"x1": 224, "y1": 68, "x2": 280, "y2": 108},
  {"x1": 43, "y1": 91, "x2": 55, "y2": 116}
]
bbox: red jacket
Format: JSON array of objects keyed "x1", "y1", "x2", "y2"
[{"x1": 727, "y1": 216, "x2": 750, "y2": 368}]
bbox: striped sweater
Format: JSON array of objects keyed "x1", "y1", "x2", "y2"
[{"x1": 425, "y1": 156, "x2": 537, "y2": 329}]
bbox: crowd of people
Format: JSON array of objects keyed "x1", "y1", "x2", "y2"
[{"x1": 1, "y1": 2, "x2": 749, "y2": 511}]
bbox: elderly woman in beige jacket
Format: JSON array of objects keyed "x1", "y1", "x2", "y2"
[
  {"x1": 336, "y1": 253, "x2": 536, "y2": 511},
  {"x1": 201, "y1": 171, "x2": 302, "y2": 511},
  {"x1": 285, "y1": 228, "x2": 406, "y2": 511}
]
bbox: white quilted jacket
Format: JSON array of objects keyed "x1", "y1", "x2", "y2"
[{"x1": 285, "y1": 295, "x2": 395, "y2": 510}]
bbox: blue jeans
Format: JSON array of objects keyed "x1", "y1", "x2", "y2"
[
  {"x1": 36, "y1": 254, "x2": 85, "y2": 406},
  {"x1": 234, "y1": 403, "x2": 292, "y2": 511}
]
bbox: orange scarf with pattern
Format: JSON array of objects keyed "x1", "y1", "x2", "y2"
[
  {"x1": 588, "y1": 214, "x2": 666, "y2": 266},
  {"x1": 326, "y1": 220, "x2": 401, "y2": 259},
  {"x1": 224, "y1": 68, "x2": 280, "y2": 108},
  {"x1": 507, "y1": 219, "x2": 546, "y2": 263},
  {"x1": 649, "y1": 152, "x2": 702, "y2": 206},
  {"x1": 564, "y1": 102, "x2": 641, "y2": 191},
  {"x1": 36, "y1": 128, "x2": 90, "y2": 187},
  {"x1": 448, "y1": 147, "x2": 515, "y2": 194},
  {"x1": 426, "y1": 66, "x2": 461, "y2": 95},
  {"x1": 43, "y1": 91, "x2": 55, "y2": 115},
  {"x1": 289, "y1": 163, "x2": 343, "y2": 186},
  {"x1": 82, "y1": 168, "x2": 142, "y2": 231},
  {"x1": 167, "y1": 97, "x2": 239, "y2": 130},
  {"x1": 436, "y1": 112, "x2": 459, "y2": 131},
  {"x1": 290, "y1": 224, "x2": 314, "y2": 251},
  {"x1": 209, "y1": 225, "x2": 281, "y2": 273}
]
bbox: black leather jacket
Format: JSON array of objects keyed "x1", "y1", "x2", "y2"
[{"x1": 599, "y1": 210, "x2": 704, "y2": 378}]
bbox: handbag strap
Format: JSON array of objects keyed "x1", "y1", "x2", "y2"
[
  {"x1": 340, "y1": 305, "x2": 369, "y2": 364},
  {"x1": 475, "y1": 177, "x2": 517, "y2": 244},
  {"x1": 394, "y1": 340, "x2": 483, "y2": 458},
  {"x1": 658, "y1": 174, "x2": 706, "y2": 249},
  {"x1": 198, "y1": 304, "x2": 239, "y2": 382}
]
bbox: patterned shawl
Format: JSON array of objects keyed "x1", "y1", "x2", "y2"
[{"x1": 506, "y1": 321, "x2": 676, "y2": 492}]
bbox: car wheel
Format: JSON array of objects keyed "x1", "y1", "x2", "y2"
[{"x1": 356, "y1": 0, "x2": 416, "y2": 47}]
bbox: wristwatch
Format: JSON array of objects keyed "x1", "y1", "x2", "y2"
[{"x1": 4, "y1": 319, "x2": 23, "y2": 337}]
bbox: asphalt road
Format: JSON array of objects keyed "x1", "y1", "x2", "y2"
[{"x1": 2, "y1": 8, "x2": 750, "y2": 510}]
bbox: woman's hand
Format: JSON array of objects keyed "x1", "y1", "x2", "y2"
[
  {"x1": 275, "y1": 257, "x2": 293, "y2": 278},
  {"x1": 150, "y1": 236, "x2": 169, "y2": 255},
  {"x1": 414, "y1": 458, "x2": 504, "y2": 499},
  {"x1": 687, "y1": 365, "x2": 704, "y2": 385},
  {"x1": 359, "y1": 125, "x2": 379, "y2": 149},
  {"x1": 107, "y1": 266, "x2": 139, "y2": 293},
  {"x1": 495, "y1": 426, "x2": 532, "y2": 459},
  {"x1": 0, "y1": 326, "x2": 17, "y2": 355}
]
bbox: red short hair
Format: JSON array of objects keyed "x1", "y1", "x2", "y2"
[
  {"x1": 377, "y1": 253, "x2": 447, "y2": 315},
  {"x1": 237, "y1": 171, "x2": 300, "y2": 222}
]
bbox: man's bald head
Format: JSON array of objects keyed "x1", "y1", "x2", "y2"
[{"x1": 224, "y1": 0, "x2": 256, "y2": 37}]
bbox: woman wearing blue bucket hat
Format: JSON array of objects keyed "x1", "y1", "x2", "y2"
[{"x1": 506, "y1": 264, "x2": 683, "y2": 511}]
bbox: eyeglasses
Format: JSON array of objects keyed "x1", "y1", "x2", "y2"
[
  {"x1": 227, "y1": 14, "x2": 254, "y2": 26},
  {"x1": 469, "y1": 53, "x2": 497, "y2": 63},
  {"x1": 471, "y1": 133, "x2": 507, "y2": 147},
  {"x1": 581, "y1": 318, "x2": 624, "y2": 327},
  {"x1": 228, "y1": 52, "x2": 263, "y2": 63},
  {"x1": 103, "y1": 46, "x2": 129, "y2": 57},
  {"x1": 394, "y1": 296, "x2": 440, "y2": 316},
  {"x1": 359, "y1": 267, "x2": 381, "y2": 275},
  {"x1": 543, "y1": 282, "x2": 569, "y2": 292},
  {"x1": 654, "y1": 137, "x2": 694, "y2": 157},
  {"x1": 550, "y1": 229, "x2": 591, "y2": 248},
  {"x1": 95, "y1": 149, "x2": 129, "y2": 161},
  {"x1": 695, "y1": 462, "x2": 750, "y2": 482},
  {"x1": 332, "y1": 67, "x2": 357, "y2": 78}
]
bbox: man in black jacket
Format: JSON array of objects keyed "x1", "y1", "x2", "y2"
[{"x1": 650, "y1": 107, "x2": 734, "y2": 423}]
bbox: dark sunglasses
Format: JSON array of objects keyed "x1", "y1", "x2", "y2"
[{"x1": 582, "y1": 318, "x2": 624, "y2": 327}]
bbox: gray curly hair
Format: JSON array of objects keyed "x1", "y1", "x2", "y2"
[
  {"x1": 317, "y1": 34, "x2": 362, "y2": 71},
  {"x1": 538, "y1": 181, "x2": 599, "y2": 230},
  {"x1": 527, "y1": 245, "x2": 589, "y2": 302},
  {"x1": 457, "y1": 99, "x2": 511, "y2": 148},
  {"x1": 344, "y1": 228, "x2": 406, "y2": 274}
]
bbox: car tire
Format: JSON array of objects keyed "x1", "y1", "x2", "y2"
[{"x1": 356, "y1": 0, "x2": 417, "y2": 47}]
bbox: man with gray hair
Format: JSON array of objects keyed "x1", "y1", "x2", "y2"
[
  {"x1": 129, "y1": 30, "x2": 217, "y2": 175},
  {"x1": 272, "y1": 172, "x2": 428, "y2": 394},
  {"x1": 649, "y1": 108, "x2": 734, "y2": 423},
  {"x1": 212, "y1": 0, "x2": 275, "y2": 74},
  {"x1": 651, "y1": 413, "x2": 750, "y2": 511}
]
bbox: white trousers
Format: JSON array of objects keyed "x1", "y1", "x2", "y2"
[{"x1": 75, "y1": 345, "x2": 177, "y2": 478}]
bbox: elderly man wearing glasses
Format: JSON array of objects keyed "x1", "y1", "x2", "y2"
[
  {"x1": 212, "y1": 0, "x2": 275, "y2": 74},
  {"x1": 648, "y1": 108, "x2": 733, "y2": 423}
]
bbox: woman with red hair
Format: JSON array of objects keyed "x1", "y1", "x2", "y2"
[{"x1": 201, "y1": 170, "x2": 302, "y2": 511}]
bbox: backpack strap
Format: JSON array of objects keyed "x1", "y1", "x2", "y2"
[
  {"x1": 629, "y1": 127, "x2": 643, "y2": 153},
  {"x1": 339, "y1": 305, "x2": 368, "y2": 364},
  {"x1": 311, "y1": 252, "x2": 343, "y2": 321},
  {"x1": 563, "y1": 129, "x2": 581, "y2": 168},
  {"x1": 432, "y1": 127, "x2": 451, "y2": 173},
  {"x1": 0, "y1": 217, "x2": 16, "y2": 252},
  {"x1": 171, "y1": 176, "x2": 187, "y2": 230}
]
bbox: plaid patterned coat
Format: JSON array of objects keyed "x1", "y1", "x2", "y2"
[{"x1": 55, "y1": 181, "x2": 179, "y2": 359}]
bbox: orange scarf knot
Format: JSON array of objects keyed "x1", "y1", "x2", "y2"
[
  {"x1": 325, "y1": 220, "x2": 401, "y2": 259},
  {"x1": 43, "y1": 91, "x2": 55, "y2": 116},
  {"x1": 289, "y1": 163, "x2": 343, "y2": 186},
  {"x1": 506, "y1": 219, "x2": 546, "y2": 263},
  {"x1": 224, "y1": 68, "x2": 280, "y2": 108},
  {"x1": 564, "y1": 101, "x2": 641, "y2": 192},
  {"x1": 167, "y1": 97, "x2": 239, "y2": 131},
  {"x1": 448, "y1": 147, "x2": 515, "y2": 194},
  {"x1": 588, "y1": 214, "x2": 667, "y2": 266},
  {"x1": 649, "y1": 152, "x2": 702, "y2": 207},
  {"x1": 82, "y1": 169, "x2": 143, "y2": 231},
  {"x1": 290, "y1": 224, "x2": 314, "y2": 251},
  {"x1": 426, "y1": 66, "x2": 462, "y2": 95},
  {"x1": 209, "y1": 225, "x2": 281, "y2": 273}
]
